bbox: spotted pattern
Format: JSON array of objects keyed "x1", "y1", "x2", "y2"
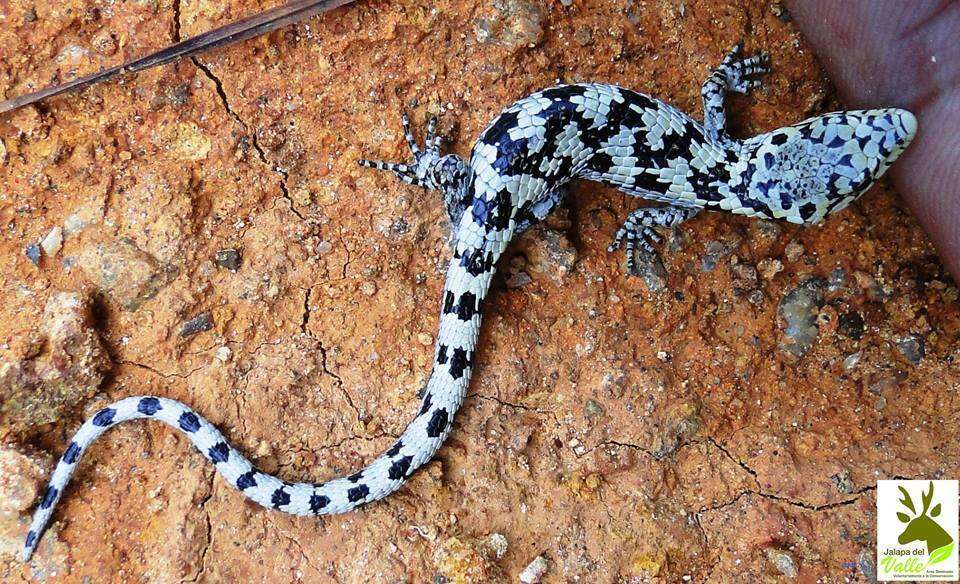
[{"x1": 22, "y1": 46, "x2": 917, "y2": 563}]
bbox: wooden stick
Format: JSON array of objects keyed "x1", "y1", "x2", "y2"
[{"x1": 0, "y1": 0, "x2": 356, "y2": 115}]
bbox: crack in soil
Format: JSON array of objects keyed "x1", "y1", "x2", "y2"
[
  {"x1": 705, "y1": 436, "x2": 762, "y2": 490},
  {"x1": 300, "y1": 286, "x2": 313, "y2": 333},
  {"x1": 293, "y1": 289, "x2": 352, "y2": 418},
  {"x1": 119, "y1": 359, "x2": 207, "y2": 380},
  {"x1": 593, "y1": 438, "x2": 657, "y2": 460},
  {"x1": 702, "y1": 436, "x2": 877, "y2": 512},
  {"x1": 189, "y1": 54, "x2": 305, "y2": 221},
  {"x1": 312, "y1": 337, "x2": 359, "y2": 423},
  {"x1": 474, "y1": 393, "x2": 552, "y2": 416}
]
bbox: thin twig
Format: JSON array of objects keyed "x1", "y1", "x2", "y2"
[{"x1": 0, "y1": 0, "x2": 356, "y2": 115}]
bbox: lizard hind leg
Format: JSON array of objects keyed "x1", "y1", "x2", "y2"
[
  {"x1": 608, "y1": 206, "x2": 699, "y2": 277},
  {"x1": 701, "y1": 43, "x2": 772, "y2": 144},
  {"x1": 358, "y1": 113, "x2": 441, "y2": 188},
  {"x1": 358, "y1": 113, "x2": 471, "y2": 228}
]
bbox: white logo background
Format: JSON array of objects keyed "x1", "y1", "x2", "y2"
[{"x1": 877, "y1": 480, "x2": 959, "y2": 581}]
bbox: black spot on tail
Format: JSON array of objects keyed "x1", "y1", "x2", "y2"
[
  {"x1": 386, "y1": 440, "x2": 403, "y2": 457},
  {"x1": 178, "y1": 412, "x2": 201, "y2": 433},
  {"x1": 209, "y1": 442, "x2": 230, "y2": 464},
  {"x1": 137, "y1": 397, "x2": 161, "y2": 415},
  {"x1": 448, "y1": 348, "x2": 471, "y2": 380},
  {"x1": 309, "y1": 493, "x2": 330, "y2": 513},
  {"x1": 436, "y1": 345, "x2": 449, "y2": 365},
  {"x1": 236, "y1": 471, "x2": 258, "y2": 490},
  {"x1": 455, "y1": 292, "x2": 481, "y2": 321},
  {"x1": 388, "y1": 456, "x2": 413, "y2": 480},
  {"x1": 442, "y1": 290, "x2": 455, "y2": 313},
  {"x1": 459, "y1": 247, "x2": 495, "y2": 277},
  {"x1": 799, "y1": 202, "x2": 818, "y2": 221},
  {"x1": 271, "y1": 488, "x2": 290, "y2": 508},
  {"x1": 348, "y1": 472, "x2": 364, "y2": 483},
  {"x1": 39, "y1": 486, "x2": 58, "y2": 509},
  {"x1": 92, "y1": 408, "x2": 116, "y2": 426},
  {"x1": 419, "y1": 392, "x2": 433, "y2": 415},
  {"x1": 426, "y1": 408, "x2": 449, "y2": 438},
  {"x1": 347, "y1": 484, "x2": 369, "y2": 503},
  {"x1": 62, "y1": 441, "x2": 81, "y2": 465},
  {"x1": 25, "y1": 530, "x2": 37, "y2": 548}
]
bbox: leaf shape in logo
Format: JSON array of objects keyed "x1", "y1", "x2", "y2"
[
  {"x1": 897, "y1": 512, "x2": 911, "y2": 523},
  {"x1": 931, "y1": 503, "x2": 942, "y2": 517},
  {"x1": 928, "y1": 541, "x2": 954, "y2": 567}
]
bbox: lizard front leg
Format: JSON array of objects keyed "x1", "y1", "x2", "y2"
[
  {"x1": 359, "y1": 113, "x2": 472, "y2": 230},
  {"x1": 701, "y1": 43, "x2": 771, "y2": 146},
  {"x1": 609, "y1": 206, "x2": 699, "y2": 276}
]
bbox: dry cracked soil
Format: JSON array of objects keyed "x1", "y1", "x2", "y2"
[{"x1": 0, "y1": 0, "x2": 958, "y2": 582}]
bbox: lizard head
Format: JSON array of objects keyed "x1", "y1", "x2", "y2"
[{"x1": 739, "y1": 108, "x2": 917, "y2": 224}]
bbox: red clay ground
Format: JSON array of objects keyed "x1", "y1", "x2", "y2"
[{"x1": 1, "y1": 1, "x2": 958, "y2": 582}]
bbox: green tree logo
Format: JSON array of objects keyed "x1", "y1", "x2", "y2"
[{"x1": 897, "y1": 482, "x2": 955, "y2": 566}]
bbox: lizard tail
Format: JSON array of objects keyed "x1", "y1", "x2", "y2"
[{"x1": 22, "y1": 222, "x2": 509, "y2": 562}]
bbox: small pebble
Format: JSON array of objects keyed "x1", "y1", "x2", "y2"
[
  {"x1": 784, "y1": 240, "x2": 804, "y2": 261},
  {"x1": 731, "y1": 262, "x2": 758, "y2": 287},
  {"x1": 771, "y1": 1, "x2": 792, "y2": 22},
  {"x1": 573, "y1": 26, "x2": 592, "y2": 46},
  {"x1": 837, "y1": 311, "x2": 864, "y2": 340},
  {"x1": 214, "y1": 249, "x2": 242, "y2": 271},
  {"x1": 584, "y1": 399, "x2": 604, "y2": 419},
  {"x1": 506, "y1": 271, "x2": 533, "y2": 288},
  {"x1": 519, "y1": 555, "x2": 549, "y2": 583},
  {"x1": 828, "y1": 267, "x2": 846, "y2": 290},
  {"x1": 874, "y1": 395, "x2": 887, "y2": 411},
  {"x1": 778, "y1": 278, "x2": 826, "y2": 357},
  {"x1": 757, "y1": 258, "x2": 783, "y2": 280},
  {"x1": 897, "y1": 336, "x2": 924, "y2": 365},
  {"x1": 842, "y1": 352, "x2": 861, "y2": 371},
  {"x1": 0, "y1": 446, "x2": 49, "y2": 513},
  {"x1": 633, "y1": 249, "x2": 668, "y2": 292},
  {"x1": 91, "y1": 30, "x2": 117, "y2": 56},
  {"x1": 40, "y1": 226, "x2": 63, "y2": 257},
  {"x1": 858, "y1": 548, "x2": 876, "y2": 581},
  {"x1": 25, "y1": 244, "x2": 41, "y2": 265},
  {"x1": 764, "y1": 547, "x2": 798, "y2": 578},
  {"x1": 701, "y1": 239, "x2": 735, "y2": 273},
  {"x1": 748, "y1": 289, "x2": 765, "y2": 305},
  {"x1": 181, "y1": 312, "x2": 214, "y2": 338},
  {"x1": 831, "y1": 470, "x2": 854, "y2": 494},
  {"x1": 481, "y1": 533, "x2": 508, "y2": 560}
]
